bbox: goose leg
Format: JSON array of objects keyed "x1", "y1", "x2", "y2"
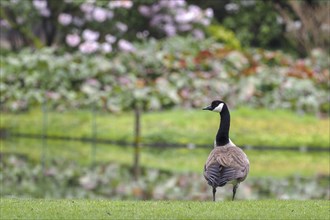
[
  {"x1": 232, "y1": 184, "x2": 239, "y2": 201},
  {"x1": 212, "y1": 187, "x2": 216, "y2": 202}
]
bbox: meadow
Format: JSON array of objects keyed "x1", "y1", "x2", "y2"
[{"x1": 1, "y1": 107, "x2": 329, "y2": 148}]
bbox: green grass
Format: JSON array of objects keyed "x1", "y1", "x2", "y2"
[
  {"x1": 1, "y1": 107, "x2": 329, "y2": 148},
  {"x1": 1, "y1": 138, "x2": 329, "y2": 177},
  {"x1": 0, "y1": 199, "x2": 329, "y2": 220}
]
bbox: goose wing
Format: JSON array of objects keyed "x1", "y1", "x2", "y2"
[
  {"x1": 204, "y1": 146, "x2": 249, "y2": 187},
  {"x1": 214, "y1": 146, "x2": 249, "y2": 169}
]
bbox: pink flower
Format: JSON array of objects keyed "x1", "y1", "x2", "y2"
[
  {"x1": 93, "y1": 7, "x2": 108, "y2": 22},
  {"x1": 82, "y1": 29, "x2": 99, "y2": 41},
  {"x1": 79, "y1": 41, "x2": 99, "y2": 54},
  {"x1": 58, "y1": 13, "x2": 72, "y2": 26},
  {"x1": 66, "y1": 34, "x2": 81, "y2": 47},
  {"x1": 118, "y1": 39, "x2": 136, "y2": 52}
]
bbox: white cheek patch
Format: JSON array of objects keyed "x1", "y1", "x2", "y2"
[{"x1": 213, "y1": 103, "x2": 224, "y2": 112}]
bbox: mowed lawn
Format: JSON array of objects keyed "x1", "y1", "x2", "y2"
[{"x1": 1, "y1": 199, "x2": 329, "y2": 220}]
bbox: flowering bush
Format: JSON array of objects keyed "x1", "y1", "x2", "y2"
[
  {"x1": 0, "y1": 0, "x2": 213, "y2": 54},
  {"x1": 0, "y1": 37, "x2": 328, "y2": 114}
]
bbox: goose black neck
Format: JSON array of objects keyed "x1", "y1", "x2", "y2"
[{"x1": 216, "y1": 106, "x2": 230, "y2": 146}]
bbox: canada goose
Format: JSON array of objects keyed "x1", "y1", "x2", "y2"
[{"x1": 203, "y1": 100, "x2": 249, "y2": 201}]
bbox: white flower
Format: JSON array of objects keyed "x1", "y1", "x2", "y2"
[
  {"x1": 0, "y1": 20, "x2": 10, "y2": 28},
  {"x1": 107, "y1": 11, "x2": 114, "y2": 19},
  {"x1": 58, "y1": 13, "x2": 72, "y2": 26},
  {"x1": 175, "y1": 7, "x2": 197, "y2": 23},
  {"x1": 10, "y1": 0, "x2": 20, "y2": 4},
  {"x1": 136, "y1": 30, "x2": 149, "y2": 39},
  {"x1": 175, "y1": 12, "x2": 194, "y2": 23},
  {"x1": 66, "y1": 34, "x2": 81, "y2": 47},
  {"x1": 116, "y1": 22, "x2": 128, "y2": 33},
  {"x1": 33, "y1": 0, "x2": 47, "y2": 10},
  {"x1": 138, "y1": 5, "x2": 151, "y2": 17},
  {"x1": 159, "y1": 0, "x2": 186, "y2": 8},
  {"x1": 200, "y1": 18, "x2": 211, "y2": 26},
  {"x1": 93, "y1": 7, "x2": 108, "y2": 22},
  {"x1": 80, "y1": 3, "x2": 94, "y2": 14},
  {"x1": 225, "y1": 3, "x2": 240, "y2": 12},
  {"x1": 205, "y1": 8, "x2": 214, "y2": 18},
  {"x1": 82, "y1": 29, "x2": 99, "y2": 41},
  {"x1": 73, "y1": 17, "x2": 84, "y2": 27},
  {"x1": 192, "y1": 29, "x2": 205, "y2": 40},
  {"x1": 39, "y1": 8, "x2": 51, "y2": 17},
  {"x1": 164, "y1": 24, "x2": 176, "y2": 37},
  {"x1": 101, "y1": 43, "x2": 112, "y2": 53},
  {"x1": 150, "y1": 15, "x2": 163, "y2": 27},
  {"x1": 241, "y1": 0, "x2": 256, "y2": 7},
  {"x1": 105, "y1": 34, "x2": 116, "y2": 44},
  {"x1": 79, "y1": 41, "x2": 99, "y2": 54},
  {"x1": 118, "y1": 39, "x2": 136, "y2": 52},
  {"x1": 178, "y1": 24, "x2": 192, "y2": 32},
  {"x1": 108, "y1": 0, "x2": 133, "y2": 9},
  {"x1": 286, "y1": 21, "x2": 302, "y2": 32}
]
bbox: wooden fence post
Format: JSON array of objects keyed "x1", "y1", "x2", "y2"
[{"x1": 133, "y1": 103, "x2": 142, "y2": 181}]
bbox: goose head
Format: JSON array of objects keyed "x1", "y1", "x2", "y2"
[{"x1": 202, "y1": 100, "x2": 227, "y2": 113}]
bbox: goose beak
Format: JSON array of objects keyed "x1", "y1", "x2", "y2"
[{"x1": 203, "y1": 105, "x2": 212, "y2": 110}]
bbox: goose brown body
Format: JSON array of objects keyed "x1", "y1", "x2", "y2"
[
  {"x1": 204, "y1": 142, "x2": 249, "y2": 189},
  {"x1": 202, "y1": 100, "x2": 249, "y2": 201}
]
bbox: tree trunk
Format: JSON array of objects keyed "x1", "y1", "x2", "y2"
[{"x1": 133, "y1": 104, "x2": 141, "y2": 181}]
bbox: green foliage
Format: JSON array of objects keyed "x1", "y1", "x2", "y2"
[
  {"x1": 207, "y1": 24, "x2": 241, "y2": 49},
  {"x1": 1, "y1": 37, "x2": 329, "y2": 114},
  {"x1": 222, "y1": 1, "x2": 287, "y2": 50},
  {"x1": 1, "y1": 199, "x2": 329, "y2": 220}
]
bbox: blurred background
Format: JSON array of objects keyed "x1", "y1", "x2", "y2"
[{"x1": 0, "y1": 0, "x2": 329, "y2": 200}]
